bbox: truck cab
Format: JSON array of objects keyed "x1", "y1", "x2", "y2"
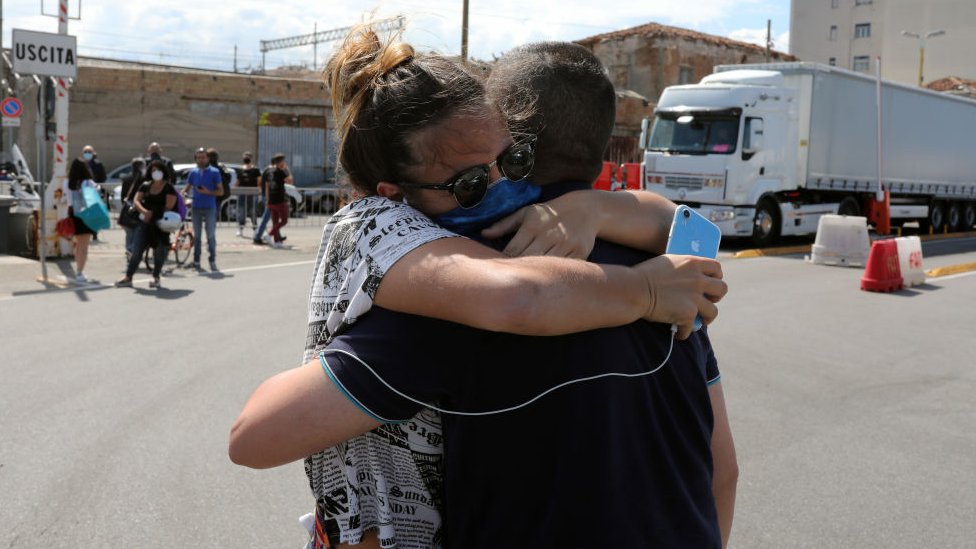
[{"x1": 641, "y1": 70, "x2": 803, "y2": 246}]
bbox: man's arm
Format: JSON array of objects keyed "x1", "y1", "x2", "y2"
[
  {"x1": 229, "y1": 359, "x2": 382, "y2": 469},
  {"x1": 709, "y1": 381, "x2": 738, "y2": 549},
  {"x1": 212, "y1": 170, "x2": 225, "y2": 197},
  {"x1": 482, "y1": 190, "x2": 677, "y2": 258}
]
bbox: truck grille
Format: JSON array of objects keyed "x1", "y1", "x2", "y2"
[{"x1": 665, "y1": 175, "x2": 704, "y2": 190}]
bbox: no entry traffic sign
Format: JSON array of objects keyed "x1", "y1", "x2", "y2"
[{"x1": 1, "y1": 97, "x2": 24, "y2": 118}]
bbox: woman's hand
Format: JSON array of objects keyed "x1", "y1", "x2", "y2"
[
  {"x1": 480, "y1": 190, "x2": 598, "y2": 259},
  {"x1": 636, "y1": 254, "x2": 728, "y2": 340},
  {"x1": 142, "y1": 211, "x2": 152, "y2": 223}
]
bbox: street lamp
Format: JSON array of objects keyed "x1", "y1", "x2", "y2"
[{"x1": 901, "y1": 29, "x2": 946, "y2": 87}]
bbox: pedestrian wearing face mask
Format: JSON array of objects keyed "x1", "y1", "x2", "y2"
[
  {"x1": 183, "y1": 147, "x2": 223, "y2": 271},
  {"x1": 115, "y1": 159, "x2": 177, "y2": 289},
  {"x1": 264, "y1": 153, "x2": 289, "y2": 248},
  {"x1": 236, "y1": 152, "x2": 262, "y2": 237},
  {"x1": 146, "y1": 142, "x2": 176, "y2": 185},
  {"x1": 81, "y1": 145, "x2": 107, "y2": 183}
]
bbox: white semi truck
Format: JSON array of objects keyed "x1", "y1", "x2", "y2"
[{"x1": 639, "y1": 62, "x2": 976, "y2": 245}]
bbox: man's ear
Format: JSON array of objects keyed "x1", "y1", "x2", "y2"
[{"x1": 376, "y1": 182, "x2": 404, "y2": 201}]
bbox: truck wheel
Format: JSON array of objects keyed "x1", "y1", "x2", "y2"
[
  {"x1": 837, "y1": 196, "x2": 860, "y2": 217},
  {"x1": 946, "y1": 202, "x2": 963, "y2": 232},
  {"x1": 751, "y1": 198, "x2": 781, "y2": 247},
  {"x1": 923, "y1": 201, "x2": 946, "y2": 234},
  {"x1": 963, "y1": 202, "x2": 976, "y2": 230}
]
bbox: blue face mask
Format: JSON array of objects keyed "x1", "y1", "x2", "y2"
[
  {"x1": 82, "y1": 152, "x2": 93, "y2": 161},
  {"x1": 433, "y1": 178, "x2": 542, "y2": 236}
]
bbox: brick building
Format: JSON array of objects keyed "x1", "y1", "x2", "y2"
[
  {"x1": 576, "y1": 22, "x2": 794, "y2": 163},
  {"x1": 16, "y1": 57, "x2": 333, "y2": 185}
]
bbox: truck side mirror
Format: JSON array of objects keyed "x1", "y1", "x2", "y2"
[
  {"x1": 743, "y1": 118, "x2": 764, "y2": 154},
  {"x1": 638, "y1": 118, "x2": 650, "y2": 150}
]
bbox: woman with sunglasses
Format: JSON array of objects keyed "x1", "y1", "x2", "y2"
[{"x1": 231, "y1": 26, "x2": 725, "y2": 549}]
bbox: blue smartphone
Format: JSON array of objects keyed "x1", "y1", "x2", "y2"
[{"x1": 665, "y1": 205, "x2": 722, "y2": 331}]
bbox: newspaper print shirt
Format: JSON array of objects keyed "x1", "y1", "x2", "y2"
[{"x1": 302, "y1": 195, "x2": 458, "y2": 548}]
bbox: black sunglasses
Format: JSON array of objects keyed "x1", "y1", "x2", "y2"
[{"x1": 399, "y1": 136, "x2": 536, "y2": 209}]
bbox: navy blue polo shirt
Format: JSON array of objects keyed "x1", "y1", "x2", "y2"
[{"x1": 323, "y1": 182, "x2": 722, "y2": 548}]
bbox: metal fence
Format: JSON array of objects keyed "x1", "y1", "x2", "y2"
[
  {"x1": 214, "y1": 186, "x2": 340, "y2": 228},
  {"x1": 107, "y1": 186, "x2": 341, "y2": 230}
]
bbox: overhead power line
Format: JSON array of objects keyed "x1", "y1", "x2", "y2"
[{"x1": 259, "y1": 15, "x2": 405, "y2": 72}]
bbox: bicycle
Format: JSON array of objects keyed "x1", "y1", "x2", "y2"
[{"x1": 143, "y1": 218, "x2": 194, "y2": 271}]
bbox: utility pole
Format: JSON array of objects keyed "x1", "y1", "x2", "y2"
[
  {"x1": 313, "y1": 23, "x2": 317, "y2": 71},
  {"x1": 765, "y1": 19, "x2": 772, "y2": 62},
  {"x1": 234, "y1": 45, "x2": 238, "y2": 73},
  {"x1": 461, "y1": 0, "x2": 469, "y2": 64},
  {"x1": 50, "y1": 0, "x2": 71, "y2": 261}
]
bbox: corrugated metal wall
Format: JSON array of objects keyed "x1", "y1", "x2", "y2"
[{"x1": 257, "y1": 126, "x2": 327, "y2": 186}]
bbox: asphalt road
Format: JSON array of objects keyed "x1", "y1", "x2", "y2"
[{"x1": 1, "y1": 229, "x2": 974, "y2": 548}]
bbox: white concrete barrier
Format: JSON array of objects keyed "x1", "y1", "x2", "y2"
[
  {"x1": 809, "y1": 214, "x2": 871, "y2": 267},
  {"x1": 895, "y1": 236, "x2": 926, "y2": 286}
]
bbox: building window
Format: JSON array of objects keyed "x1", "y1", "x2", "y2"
[
  {"x1": 856, "y1": 0, "x2": 872, "y2": 5},
  {"x1": 829, "y1": 57, "x2": 837, "y2": 66},
  {"x1": 829, "y1": 25, "x2": 838, "y2": 41},
  {"x1": 853, "y1": 56, "x2": 870, "y2": 72},
  {"x1": 679, "y1": 66, "x2": 694, "y2": 85},
  {"x1": 854, "y1": 23, "x2": 871, "y2": 38},
  {"x1": 832, "y1": 0, "x2": 839, "y2": 7}
]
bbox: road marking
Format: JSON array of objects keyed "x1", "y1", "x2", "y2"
[
  {"x1": 0, "y1": 259, "x2": 316, "y2": 302},
  {"x1": 214, "y1": 260, "x2": 316, "y2": 274},
  {"x1": 931, "y1": 270, "x2": 976, "y2": 282},
  {"x1": 925, "y1": 262, "x2": 976, "y2": 278},
  {"x1": 918, "y1": 230, "x2": 976, "y2": 242},
  {"x1": 732, "y1": 245, "x2": 811, "y2": 259}
]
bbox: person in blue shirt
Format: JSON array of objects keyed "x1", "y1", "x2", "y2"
[{"x1": 183, "y1": 147, "x2": 223, "y2": 271}]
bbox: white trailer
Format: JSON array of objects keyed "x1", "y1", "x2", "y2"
[{"x1": 639, "y1": 62, "x2": 976, "y2": 245}]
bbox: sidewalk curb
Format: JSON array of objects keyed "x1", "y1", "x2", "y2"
[{"x1": 925, "y1": 262, "x2": 976, "y2": 278}]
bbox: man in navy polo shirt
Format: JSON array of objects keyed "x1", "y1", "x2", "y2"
[
  {"x1": 183, "y1": 147, "x2": 223, "y2": 271},
  {"x1": 230, "y1": 43, "x2": 736, "y2": 548},
  {"x1": 316, "y1": 43, "x2": 737, "y2": 547}
]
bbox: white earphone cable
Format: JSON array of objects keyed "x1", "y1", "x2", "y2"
[{"x1": 320, "y1": 326, "x2": 678, "y2": 417}]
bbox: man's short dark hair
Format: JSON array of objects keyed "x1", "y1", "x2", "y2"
[
  {"x1": 271, "y1": 153, "x2": 286, "y2": 165},
  {"x1": 487, "y1": 42, "x2": 616, "y2": 185},
  {"x1": 206, "y1": 147, "x2": 219, "y2": 162}
]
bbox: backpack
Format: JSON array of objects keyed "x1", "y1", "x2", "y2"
[
  {"x1": 173, "y1": 189, "x2": 187, "y2": 220},
  {"x1": 215, "y1": 163, "x2": 232, "y2": 200}
]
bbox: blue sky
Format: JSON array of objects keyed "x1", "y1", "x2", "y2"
[{"x1": 5, "y1": 1, "x2": 792, "y2": 72}]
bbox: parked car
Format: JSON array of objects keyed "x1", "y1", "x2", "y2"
[{"x1": 111, "y1": 162, "x2": 304, "y2": 219}]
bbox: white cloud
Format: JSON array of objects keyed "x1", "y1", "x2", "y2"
[{"x1": 726, "y1": 27, "x2": 789, "y2": 53}]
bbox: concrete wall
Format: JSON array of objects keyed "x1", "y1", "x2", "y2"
[
  {"x1": 15, "y1": 60, "x2": 331, "y2": 180},
  {"x1": 791, "y1": 0, "x2": 976, "y2": 85}
]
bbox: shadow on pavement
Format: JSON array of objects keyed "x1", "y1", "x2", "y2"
[
  {"x1": 880, "y1": 282, "x2": 946, "y2": 298},
  {"x1": 133, "y1": 287, "x2": 194, "y2": 300}
]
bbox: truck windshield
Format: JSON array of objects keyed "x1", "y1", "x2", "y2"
[{"x1": 648, "y1": 114, "x2": 739, "y2": 155}]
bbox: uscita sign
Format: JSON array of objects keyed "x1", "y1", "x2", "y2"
[{"x1": 11, "y1": 29, "x2": 78, "y2": 78}]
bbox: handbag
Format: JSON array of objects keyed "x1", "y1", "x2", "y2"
[
  {"x1": 55, "y1": 216, "x2": 76, "y2": 238},
  {"x1": 118, "y1": 201, "x2": 142, "y2": 229},
  {"x1": 77, "y1": 184, "x2": 111, "y2": 231}
]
